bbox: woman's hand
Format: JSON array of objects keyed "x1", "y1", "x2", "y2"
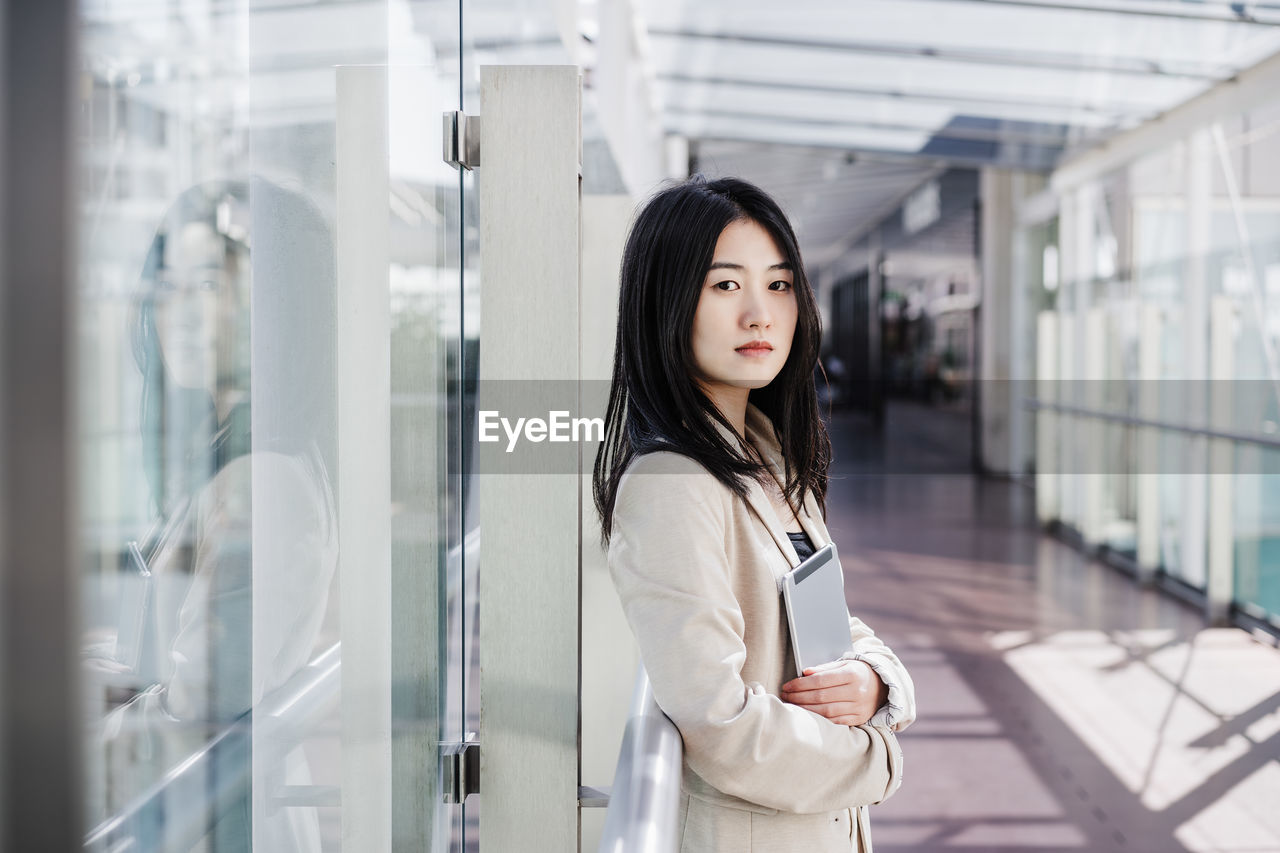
[{"x1": 781, "y1": 659, "x2": 888, "y2": 726}]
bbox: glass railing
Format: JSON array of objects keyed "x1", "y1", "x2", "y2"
[
  {"x1": 85, "y1": 644, "x2": 340, "y2": 852},
  {"x1": 1028, "y1": 388, "x2": 1280, "y2": 629}
]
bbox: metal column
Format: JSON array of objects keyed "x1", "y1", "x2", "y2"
[{"x1": 0, "y1": 2, "x2": 81, "y2": 851}]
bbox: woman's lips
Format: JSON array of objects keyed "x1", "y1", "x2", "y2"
[{"x1": 735, "y1": 343, "x2": 774, "y2": 357}]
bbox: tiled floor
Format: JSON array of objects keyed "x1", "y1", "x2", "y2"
[{"x1": 827, "y1": 401, "x2": 1280, "y2": 853}]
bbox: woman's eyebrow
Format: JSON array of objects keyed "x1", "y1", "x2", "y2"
[{"x1": 707, "y1": 260, "x2": 794, "y2": 272}]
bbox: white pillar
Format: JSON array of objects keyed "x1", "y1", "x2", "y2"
[
  {"x1": 1181, "y1": 129, "x2": 1212, "y2": 588},
  {"x1": 1207, "y1": 296, "x2": 1237, "y2": 623},
  {"x1": 1136, "y1": 304, "x2": 1163, "y2": 577},
  {"x1": 579, "y1": 194, "x2": 641, "y2": 852},
  {"x1": 596, "y1": 0, "x2": 666, "y2": 195},
  {"x1": 1009, "y1": 173, "x2": 1034, "y2": 480},
  {"x1": 478, "y1": 65, "x2": 583, "y2": 853},
  {"x1": 1083, "y1": 307, "x2": 1108, "y2": 546},
  {"x1": 1036, "y1": 311, "x2": 1060, "y2": 523},
  {"x1": 1056, "y1": 186, "x2": 1096, "y2": 533},
  {"x1": 335, "y1": 65, "x2": 393, "y2": 849},
  {"x1": 980, "y1": 168, "x2": 1015, "y2": 476}
]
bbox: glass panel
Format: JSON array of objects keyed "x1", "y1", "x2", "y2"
[
  {"x1": 1025, "y1": 217, "x2": 1057, "y2": 484},
  {"x1": 1131, "y1": 144, "x2": 1194, "y2": 581},
  {"x1": 456, "y1": 162, "x2": 480, "y2": 853},
  {"x1": 1156, "y1": 317, "x2": 1192, "y2": 580},
  {"x1": 1209, "y1": 93, "x2": 1280, "y2": 625},
  {"x1": 386, "y1": 14, "x2": 463, "y2": 851},
  {"x1": 78, "y1": 2, "x2": 464, "y2": 850},
  {"x1": 1099, "y1": 298, "x2": 1139, "y2": 557},
  {"x1": 1234, "y1": 445, "x2": 1280, "y2": 622}
]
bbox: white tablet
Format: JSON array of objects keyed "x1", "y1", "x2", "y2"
[{"x1": 780, "y1": 542, "x2": 852, "y2": 674}]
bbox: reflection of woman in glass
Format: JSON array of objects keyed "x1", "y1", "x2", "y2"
[
  {"x1": 103, "y1": 179, "x2": 338, "y2": 852},
  {"x1": 594, "y1": 177, "x2": 915, "y2": 852}
]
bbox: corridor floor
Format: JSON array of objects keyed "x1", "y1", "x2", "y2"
[{"x1": 827, "y1": 401, "x2": 1280, "y2": 853}]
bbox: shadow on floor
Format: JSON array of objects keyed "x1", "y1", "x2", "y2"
[{"x1": 826, "y1": 402, "x2": 1280, "y2": 853}]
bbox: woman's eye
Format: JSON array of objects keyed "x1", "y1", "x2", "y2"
[
  {"x1": 714, "y1": 280, "x2": 740, "y2": 291},
  {"x1": 770, "y1": 280, "x2": 793, "y2": 291}
]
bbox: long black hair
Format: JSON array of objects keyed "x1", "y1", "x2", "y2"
[
  {"x1": 593, "y1": 175, "x2": 830, "y2": 540},
  {"x1": 130, "y1": 178, "x2": 336, "y2": 517}
]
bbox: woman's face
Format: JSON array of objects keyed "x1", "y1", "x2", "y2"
[
  {"x1": 690, "y1": 218, "x2": 798, "y2": 405},
  {"x1": 153, "y1": 220, "x2": 241, "y2": 391}
]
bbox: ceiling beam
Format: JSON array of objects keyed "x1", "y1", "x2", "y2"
[
  {"x1": 667, "y1": 105, "x2": 1094, "y2": 148},
  {"x1": 677, "y1": 128, "x2": 1062, "y2": 172},
  {"x1": 934, "y1": 0, "x2": 1280, "y2": 25},
  {"x1": 648, "y1": 28, "x2": 1232, "y2": 80},
  {"x1": 656, "y1": 72, "x2": 1156, "y2": 121},
  {"x1": 1053, "y1": 42, "x2": 1280, "y2": 188}
]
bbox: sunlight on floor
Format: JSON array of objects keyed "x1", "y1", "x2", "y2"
[{"x1": 994, "y1": 628, "x2": 1280, "y2": 852}]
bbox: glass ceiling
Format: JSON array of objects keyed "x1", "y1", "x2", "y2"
[
  {"x1": 80, "y1": 0, "x2": 1280, "y2": 258},
  {"x1": 83, "y1": 0, "x2": 1280, "y2": 174},
  {"x1": 639, "y1": 0, "x2": 1280, "y2": 171}
]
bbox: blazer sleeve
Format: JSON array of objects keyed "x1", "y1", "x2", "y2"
[
  {"x1": 841, "y1": 616, "x2": 916, "y2": 732},
  {"x1": 609, "y1": 453, "x2": 902, "y2": 814}
]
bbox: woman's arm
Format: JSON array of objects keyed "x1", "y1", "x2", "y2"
[
  {"x1": 842, "y1": 615, "x2": 916, "y2": 732},
  {"x1": 609, "y1": 452, "x2": 903, "y2": 814},
  {"x1": 166, "y1": 452, "x2": 336, "y2": 720},
  {"x1": 782, "y1": 618, "x2": 917, "y2": 731}
]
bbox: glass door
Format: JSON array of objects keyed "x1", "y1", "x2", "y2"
[{"x1": 76, "y1": 2, "x2": 469, "y2": 850}]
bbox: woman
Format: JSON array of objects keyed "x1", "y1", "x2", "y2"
[
  {"x1": 99, "y1": 179, "x2": 338, "y2": 852},
  {"x1": 594, "y1": 176, "x2": 915, "y2": 852}
]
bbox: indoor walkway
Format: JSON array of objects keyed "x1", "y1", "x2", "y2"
[{"x1": 827, "y1": 401, "x2": 1280, "y2": 853}]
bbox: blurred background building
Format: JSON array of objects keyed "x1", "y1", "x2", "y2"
[{"x1": 1, "y1": 1, "x2": 1278, "y2": 851}]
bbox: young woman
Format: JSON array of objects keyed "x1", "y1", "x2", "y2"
[{"x1": 594, "y1": 176, "x2": 916, "y2": 852}]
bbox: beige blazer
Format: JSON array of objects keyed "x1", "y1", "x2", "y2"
[{"x1": 608, "y1": 405, "x2": 915, "y2": 853}]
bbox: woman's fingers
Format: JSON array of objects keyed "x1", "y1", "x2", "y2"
[
  {"x1": 783, "y1": 676, "x2": 874, "y2": 704},
  {"x1": 780, "y1": 660, "x2": 884, "y2": 726},
  {"x1": 781, "y1": 660, "x2": 882, "y2": 728},
  {"x1": 782, "y1": 668, "x2": 847, "y2": 693},
  {"x1": 780, "y1": 691, "x2": 871, "y2": 717},
  {"x1": 782, "y1": 685, "x2": 839, "y2": 704},
  {"x1": 785, "y1": 699, "x2": 868, "y2": 725},
  {"x1": 782, "y1": 660, "x2": 873, "y2": 694},
  {"x1": 786, "y1": 689, "x2": 873, "y2": 710}
]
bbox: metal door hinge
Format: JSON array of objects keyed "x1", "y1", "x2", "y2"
[
  {"x1": 443, "y1": 111, "x2": 481, "y2": 170},
  {"x1": 578, "y1": 785, "x2": 611, "y2": 808},
  {"x1": 441, "y1": 735, "x2": 480, "y2": 803}
]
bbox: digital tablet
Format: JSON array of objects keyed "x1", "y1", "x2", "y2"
[{"x1": 780, "y1": 542, "x2": 852, "y2": 674}]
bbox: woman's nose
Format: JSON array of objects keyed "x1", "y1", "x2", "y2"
[
  {"x1": 742, "y1": 287, "x2": 772, "y2": 329},
  {"x1": 173, "y1": 292, "x2": 210, "y2": 326}
]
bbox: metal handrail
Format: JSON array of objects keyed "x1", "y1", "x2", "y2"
[
  {"x1": 85, "y1": 531, "x2": 477, "y2": 851},
  {"x1": 1025, "y1": 398, "x2": 1280, "y2": 450},
  {"x1": 84, "y1": 643, "x2": 341, "y2": 852},
  {"x1": 598, "y1": 669, "x2": 684, "y2": 853}
]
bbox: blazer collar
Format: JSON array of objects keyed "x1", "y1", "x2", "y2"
[{"x1": 709, "y1": 403, "x2": 829, "y2": 568}]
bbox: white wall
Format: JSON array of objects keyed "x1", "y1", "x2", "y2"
[{"x1": 579, "y1": 193, "x2": 641, "y2": 852}]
